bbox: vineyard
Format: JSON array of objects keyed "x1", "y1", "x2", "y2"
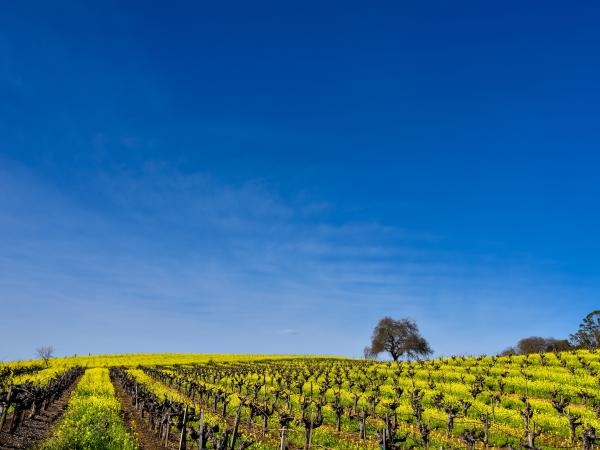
[{"x1": 0, "y1": 351, "x2": 599, "y2": 449}]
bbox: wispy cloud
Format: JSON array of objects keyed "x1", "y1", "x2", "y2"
[
  {"x1": 276, "y1": 329, "x2": 300, "y2": 336},
  {"x1": 0, "y1": 158, "x2": 591, "y2": 360}
]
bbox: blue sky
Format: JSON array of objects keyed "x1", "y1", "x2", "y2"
[{"x1": 1, "y1": 1, "x2": 599, "y2": 360}]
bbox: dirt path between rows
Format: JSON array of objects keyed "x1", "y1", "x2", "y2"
[
  {"x1": 112, "y1": 376, "x2": 173, "y2": 450},
  {"x1": 0, "y1": 375, "x2": 81, "y2": 450}
]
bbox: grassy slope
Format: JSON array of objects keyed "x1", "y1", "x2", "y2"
[{"x1": 0, "y1": 353, "x2": 341, "y2": 368}]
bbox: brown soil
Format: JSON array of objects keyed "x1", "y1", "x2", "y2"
[
  {"x1": 0, "y1": 376, "x2": 81, "y2": 450},
  {"x1": 112, "y1": 377, "x2": 175, "y2": 450}
]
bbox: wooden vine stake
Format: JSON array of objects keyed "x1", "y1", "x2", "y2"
[
  {"x1": 0, "y1": 385, "x2": 12, "y2": 431},
  {"x1": 179, "y1": 405, "x2": 188, "y2": 450},
  {"x1": 230, "y1": 403, "x2": 242, "y2": 450},
  {"x1": 279, "y1": 426, "x2": 289, "y2": 450},
  {"x1": 198, "y1": 410, "x2": 206, "y2": 449}
]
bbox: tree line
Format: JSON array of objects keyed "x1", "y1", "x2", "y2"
[
  {"x1": 501, "y1": 309, "x2": 600, "y2": 356},
  {"x1": 365, "y1": 309, "x2": 600, "y2": 360}
]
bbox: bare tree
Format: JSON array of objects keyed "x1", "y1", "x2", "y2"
[
  {"x1": 499, "y1": 346, "x2": 518, "y2": 356},
  {"x1": 517, "y1": 337, "x2": 549, "y2": 354},
  {"x1": 500, "y1": 337, "x2": 571, "y2": 356},
  {"x1": 35, "y1": 345, "x2": 54, "y2": 367},
  {"x1": 544, "y1": 337, "x2": 571, "y2": 352},
  {"x1": 363, "y1": 346, "x2": 376, "y2": 360},
  {"x1": 365, "y1": 317, "x2": 432, "y2": 361}
]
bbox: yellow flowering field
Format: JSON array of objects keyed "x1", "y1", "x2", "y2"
[{"x1": 40, "y1": 368, "x2": 138, "y2": 450}]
